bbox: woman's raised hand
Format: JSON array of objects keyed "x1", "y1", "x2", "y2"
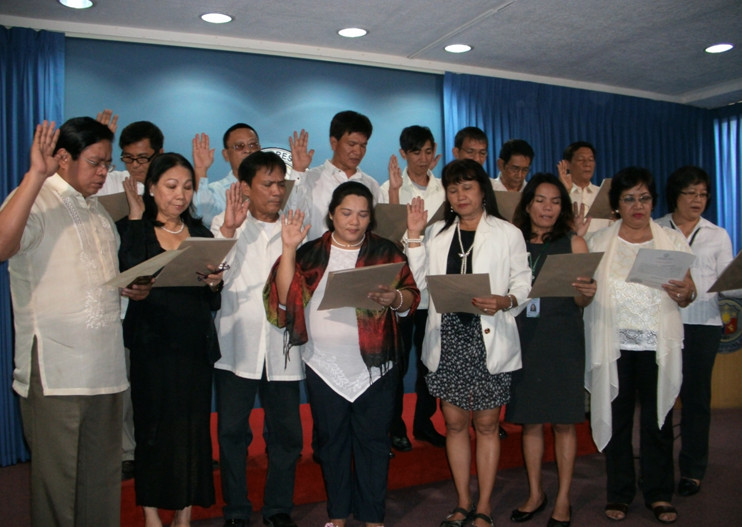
[{"x1": 406, "y1": 196, "x2": 428, "y2": 238}]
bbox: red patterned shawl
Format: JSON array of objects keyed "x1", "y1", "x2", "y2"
[{"x1": 264, "y1": 231, "x2": 420, "y2": 370}]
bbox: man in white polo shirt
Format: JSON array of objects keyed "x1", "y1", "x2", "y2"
[{"x1": 288, "y1": 110, "x2": 385, "y2": 242}]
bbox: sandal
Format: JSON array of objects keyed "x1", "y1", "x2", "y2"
[
  {"x1": 440, "y1": 507, "x2": 472, "y2": 527},
  {"x1": 604, "y1": 503, "x2": 628, "y2": 521},
  {"x1": 646, "y1": 503, "x2": 677, "y2": 524},
  {"x1": 469, "y1": 512, "x2": 494, "y2": 527}
]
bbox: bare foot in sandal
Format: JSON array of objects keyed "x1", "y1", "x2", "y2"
[{"x1": 604, "y1": 503, "x2": 628, "y2": 521}]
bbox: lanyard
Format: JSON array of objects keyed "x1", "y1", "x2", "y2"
[
  {"x1": 527, "y1": 240, "x2": 551, "y2": 283},
  {"x1": 669, "y1": 220, "x2": 701, "y2": 247}
]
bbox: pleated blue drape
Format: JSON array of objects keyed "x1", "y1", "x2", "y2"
[
  {"x1": 442, "y1": 72, "x2": 714, "y2": 220},
  {"x1": 713, "y1": 104, "x2": 742, "y2": 254},
  {"x1": 0, "y1": 27, "x2": 65, "y2": 466}
]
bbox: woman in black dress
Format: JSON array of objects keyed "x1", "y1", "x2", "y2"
[
  {"x1": 119, "y1": 153, "x2": 222, "y2": 527},
  {"x1": 508, "y1": 173, "x2": 596, "y2": 527}
]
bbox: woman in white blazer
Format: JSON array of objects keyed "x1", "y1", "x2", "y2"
[{"x1": 405, "y1": 159, "x2": 531, "y2": 527}]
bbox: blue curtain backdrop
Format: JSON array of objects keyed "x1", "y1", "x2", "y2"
[
  {"x1": 442, "y1": 72, "x2": 715, "y2": 220},
  {"x1": 713, "y1": 104, "x2": 742, "y2": 254},
  {"x1": 0, "y1": 27, "x2": 65, "y2": 466}
]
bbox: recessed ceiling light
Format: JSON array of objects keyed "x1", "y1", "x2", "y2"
[
  {"x1": 705, "y1": 43, "x2": 733, "y2": 54},
  {"x1": 338, "y1": 27, "x2": 368, "y2": 38},
  {"x1": 445, "y1": 44, "x2": 472, "y2": 54},
  {"x1": 58, "y1": 0, "x2": 93, "y2": 8},
  {"x1": 201, "y1": 12, "x2": 233, "y2": 24}
]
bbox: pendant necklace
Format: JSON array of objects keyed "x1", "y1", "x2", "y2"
[
  {"x1": 158, "y1": 221, "x2": 185, "y2": 234},
  {"x1": 456, "y1": 223, "x2": 474, "y2": 274}
]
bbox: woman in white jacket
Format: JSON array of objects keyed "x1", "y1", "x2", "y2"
[{"x1": 405, "y1": 159, "x2": 531, "y2": 527}]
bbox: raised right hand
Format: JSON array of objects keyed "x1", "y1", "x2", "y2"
[
  {"x1": 30, "y1": 121, "x2": 60, "y2": 179},
  {"x1": 192, "y1": 133, "x2": 215, "y2": 171},
  {"x1": 289, "y1": 130, "x2": 314, "y2": 172},
  {"x1": 221, "y1": 183, "x2": 249, "y2": 235},
  {"x1": 406, "y1": 196, "x2": 428, "y2": 237},
  {"x1": 281, "y1": 209, "x2": 310, "y2": 250},
  {"x1": 388, "y1": 155, "x2": 402, "y2": 191},
  {"x1": 123, "y1": 176, "x2": 145, "y2": 219},
  {"x1": 557, "y1": 159, "x2": 572, "y2": 192}
]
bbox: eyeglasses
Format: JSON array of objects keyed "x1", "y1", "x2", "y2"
[
  {"x1": 619, "y1": 194, "x2": 652, "y2": 205},
  {"x1": 82, "y1": 157, "x2": 115, "y2": 173},
  {"x1": 121, "y1": 152, "x2": 157, "y2": 166},
  {"x1": 504, "y1": 164, "x2": 530, "y2": 176},
  {"x1": 230, "y1": 141, "x2": 261, "y2": 153},
  {"x1": 680, "y1": 190, "x2": 709, "y2": 200}
]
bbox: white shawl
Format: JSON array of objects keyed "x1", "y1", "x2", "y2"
[{"x1": 584, "y1": 220, "x2": 685, "y2": 451}]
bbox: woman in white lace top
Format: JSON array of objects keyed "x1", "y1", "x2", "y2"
[{"x1": 583, "y1": 167, "x2": 695, "y2": 525}]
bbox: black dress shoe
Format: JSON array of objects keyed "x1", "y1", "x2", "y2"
[
  {"x1": 510, "y1": 494, "x2": 548, "y2": 522},
  {"x1": 677, "y1": 477, "x2": 701, "y2": 496},
  {"x1": 263, "y1": 512, "x2": 298, "y2": 527},
  {"x1": 121, "y1": 460, "x2": 135, "y2": 481},
  {"x1": 414, "y1": 428, "x2": 446, "y2": 448},
  {"x1": 391, "y1": 434, "x2": 412, "y2": 452},
  {"x1": 223, "y1": 519, "x2": 247, "y2": 527}
]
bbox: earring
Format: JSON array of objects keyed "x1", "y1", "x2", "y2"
[
  {"x1": 149, "y1": 191, "x2": 154, "y2": 197},
  {"x1": 450, "y1": 205, "x2": 454, "y2": 213}
]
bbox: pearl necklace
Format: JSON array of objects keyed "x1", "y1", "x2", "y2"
[
  {"x1": 158, "y1": 221, "x2": 185, "y2": 235},
  {"x1": 331, "y1": 232, "x2": 365, "y2": 248},
  {"x1": 456, "y1": 223, "x2": 474, "y2": 274}
]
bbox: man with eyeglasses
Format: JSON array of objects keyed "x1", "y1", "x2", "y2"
[
  {"x1": 452, "y1": 126, "x2": 489, "y2": 166},
  {"x1": 492, "y1": 139, "x2": 534, "y2": 192},
  {"x1": 93, "y1": 117, "x2": 164, "y2": 480},
  {"x1": 0, "y1": 118, "x2": 151, "y2": 527},
  {"x1": 96, "y1": 119, "x2": 164, "y2": 197},
  {"x1": 192, "y1": 123, "x2": 261, "y2": 227}
]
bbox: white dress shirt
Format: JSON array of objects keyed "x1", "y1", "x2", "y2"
[
  {"x1": 381, "y1": 168, "x2": 444, "y2": 309},
  {"x1": 5, "y1": 174, "x2": 126, "y2": 397},
  {"x1": 289, "y1": 160, "x2": 385, "y2": 242},
  {"x1": 380, "y1": 168, "x2": 445, "y2": 213},
  {"x1": 211, "y1": 211, "x2": 304, "y2": 381},
  {"x1": 657, "y1": 214, "x2": 738, "y2": 326},
  {"x1": 95, "y1": 169, "x2": 144, "y2": 197},
  {"x1": 569, "y1": 182, "x2": 612, "y2": 232},
  {"x1": 491, "y1": 174, "x2": 526, "y2": 192},
  {"x1": 195, "y1": 171, "x2": 238, "y2": 228}
]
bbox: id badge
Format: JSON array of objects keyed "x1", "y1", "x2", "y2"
[{"x1": 526, "y1": 298, "x2": 540, "y2": 318}]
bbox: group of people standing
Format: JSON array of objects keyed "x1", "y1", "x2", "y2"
[{"x1": 0, "y1": 109, "x2": 735, "y2": 527}]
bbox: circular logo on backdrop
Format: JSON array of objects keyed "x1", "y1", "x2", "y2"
[
  {"x1": 719, "y1": 296, "x2": 742, "y2": 354},
  {"x1": 261, "y1": 147, "x2": 294, "y2": 179}
]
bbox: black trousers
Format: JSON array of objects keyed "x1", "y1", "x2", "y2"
[
  {"x1": 679, "y1": 324, "x2": 722, "y2": 480},
  {"x1": 305, "y1": 366, "x2": 396, "y2": 523},
  {"x1": 390, "y1": 309, "x2": 438, "y2": 437},
  {"x1": 604, "y1": 349, "x2": 674, "y2": 505},
  {"x1": 215, "y1": 369, "x2": 302, "y2": 520}
]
